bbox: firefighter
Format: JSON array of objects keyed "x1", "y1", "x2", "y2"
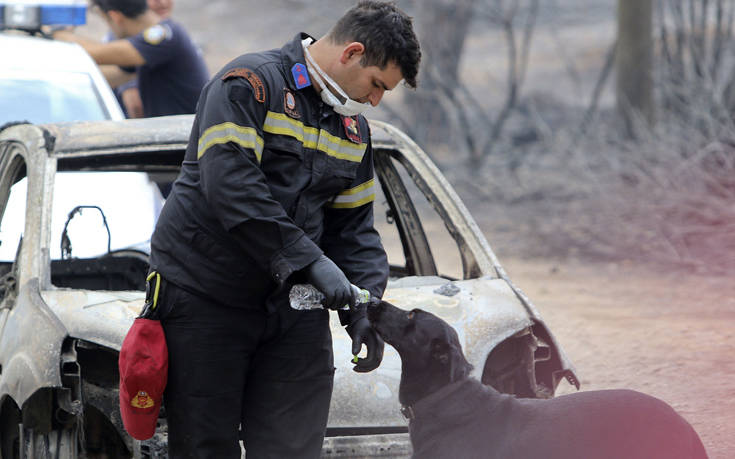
[{"x1": 148, "y1": 1, "x2": 421, "y2": 457}]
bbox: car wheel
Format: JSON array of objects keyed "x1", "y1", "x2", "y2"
[
  {"x1": 0, "y1": 399, "x2": 22, "y2": 459},
  {"x1": 20, "y1": 425, "x2": 79, "y2": 459}
]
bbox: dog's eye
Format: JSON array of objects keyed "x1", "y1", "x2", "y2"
[{"x1": 407, "y1": 311, "x2": 415, "y2": 320}]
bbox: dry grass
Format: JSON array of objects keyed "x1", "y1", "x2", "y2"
[{"x1": 452, "y1": 100, "x2": 735, "y2": 274}]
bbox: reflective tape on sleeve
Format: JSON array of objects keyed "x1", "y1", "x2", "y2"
[
  {"x1": 198, "y1": 122, "x2": 265, "y2": 162},
  {"x1": 329, "y1": 179, "x2": 376, "y2": 209}
]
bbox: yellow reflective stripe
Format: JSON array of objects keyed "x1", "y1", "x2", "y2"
[
  {"x1": 316, "y1": 129, "x2": 365, "y2": 162},
  {"x1": 198, "y1": 122, "x2": 264, "y2": 163},
  {"x1": 329, "y1": 179, "x2": 376, "y2": 209},
  {"x1": 263, "y1": 111, "x2": 367, "y2": 163},
  {"x1": 263, "y1": 111, "x2": 319, "y2": 145}
]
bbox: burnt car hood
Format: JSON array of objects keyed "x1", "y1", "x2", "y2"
[
  {"x1": 41, "y1": 289, "x2": 144, "y2": 351},
  {"x1": 41, "y1": 273, "x2": 575, "y2": 428},
  {"x1": 329, "y1": 275, "x2": 570, "y2": 427}
]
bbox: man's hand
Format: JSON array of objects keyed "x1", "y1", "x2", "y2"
[
  {"x1": 39, "y1": 25, "x2": 74, "y2": 39},
  {"x1": 346, "y1": 316, "x2": 384, "y2": 372},
  {"x1": 305, "y1": 255, "x2": 353, "y2": 310}
]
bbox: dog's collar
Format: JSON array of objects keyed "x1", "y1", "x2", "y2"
[{"x1": 400, "y1": 378, "x2": 471, "y2": 421}]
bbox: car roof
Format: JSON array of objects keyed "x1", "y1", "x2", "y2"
[
  {"x1": 41, "y1": 115, "x2": 401, "y2": 170},
  {"x1": 0, "y1": 33, "x2": 99, "y2": 73}
]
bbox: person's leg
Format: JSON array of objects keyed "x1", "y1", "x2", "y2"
[
  {"x1": 241, "y1": 306, "x2": 335, "y2": 459},
  {"x1": 161, "y1": 282, "x2": 266, "y2": 459}
]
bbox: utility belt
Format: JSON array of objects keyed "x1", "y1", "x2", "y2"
[
  {"x1": 140, "y1": 269, "x2": 244, "y2": 313},
  {"x1": 138, "y1": 271, "x2": 166, "y2": 320}
]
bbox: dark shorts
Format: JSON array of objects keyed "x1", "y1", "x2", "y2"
[{"x1": 159, "y1": 281, "x2": 335, "y2": 459}]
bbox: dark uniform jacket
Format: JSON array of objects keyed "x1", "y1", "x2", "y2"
[{"x1": 150, "y1": 33, "x2": 389, "y2": 320}]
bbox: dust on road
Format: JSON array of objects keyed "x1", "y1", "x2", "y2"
[{"x1": 502, "y1": 256, "x2": 735, "y2": 459}]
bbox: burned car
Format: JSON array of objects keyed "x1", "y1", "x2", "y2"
[{"x1": 0, "y1": 116, "x2": 578, "y2": 458}]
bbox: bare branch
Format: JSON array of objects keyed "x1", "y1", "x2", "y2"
[
  {"x1": 576, "y1": 40, "x2": 617, "y2": 142},
  {"x1": 476, "y1": 0, "x2": 539, "y2": 161},
  {"x1": 711, "y1": 0, "x2": 725, "y2": 78}
]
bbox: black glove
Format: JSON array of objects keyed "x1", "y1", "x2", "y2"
[
  {"x1": 305, "y1": 255, "x2": 353, "y2": 310},
  {"x1": 346, "y1": 316, "x2": 384, "y2": 373}
]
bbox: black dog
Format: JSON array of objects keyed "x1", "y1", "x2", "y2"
[{"x1": 367, "y1": 300, "x2": 708, "y2": 459}]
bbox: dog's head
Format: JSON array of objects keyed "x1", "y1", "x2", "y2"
[{"x1": 368, "y1": 300, "x2": 473, "y2": 406}]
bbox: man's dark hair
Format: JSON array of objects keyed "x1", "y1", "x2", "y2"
[
  {"x1": 328, "y1": 1, "x2": 421, "y2": 88},
  {"x1": 91, "y1": 0, "x2": 147, "y2": 18}
]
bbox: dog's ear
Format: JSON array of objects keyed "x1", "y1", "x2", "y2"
[
  {"x1": 431, "y1": 338, "x2": 473, "y2": 382},
  {"x1": 449, "y1": 345, "x2": 473, "y2": 381},
  {"x1": 430, "y1": 338, "x2": 451, "y2": 365}
]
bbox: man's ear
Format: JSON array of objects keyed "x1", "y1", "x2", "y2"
[
  {"x1": 107, "y1": 10, "x2": 125, "y2": 28},
  {"x1": 340, "y1": 42, "x2": 365, "y2": 64}
]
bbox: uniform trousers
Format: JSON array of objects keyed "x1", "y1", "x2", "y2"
[{"x1": 158, "y1": 281, "x2": 335, "y2": 458}]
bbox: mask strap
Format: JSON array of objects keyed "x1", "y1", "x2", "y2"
[{"x1": 302, "y1": 40, "x2": 351, "y2": 102}]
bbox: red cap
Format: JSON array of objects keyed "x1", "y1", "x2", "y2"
[{"x1": 119, "y1": 318, "x2": 168, "y2": 440}]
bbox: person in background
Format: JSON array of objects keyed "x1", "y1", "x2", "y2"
[
  {"x1": 148, "y1": 1, "x2": 421, "y2": 457},
  {"x1": 112, "y1": 0, "x2": 176, "y2": 118},
  {"x1": 52, "y1": 0, "x2": 207, "y2": 118}
]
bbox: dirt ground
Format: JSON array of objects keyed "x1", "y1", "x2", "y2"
[{"x1": 496, "y1": 254, "x2": 735, "y2": 459}]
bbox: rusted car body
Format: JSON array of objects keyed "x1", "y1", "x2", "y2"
[{"x1": 0, "y1": 116, "x2": 577, "y2": 458}]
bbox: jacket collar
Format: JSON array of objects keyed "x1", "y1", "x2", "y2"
[{"x1": 280, "y1": 32, "x2": 316, "y2": 92}]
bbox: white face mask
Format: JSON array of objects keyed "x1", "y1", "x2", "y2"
[{"x1": 302, "y1": 39, "x2": 371, "y2": 117}]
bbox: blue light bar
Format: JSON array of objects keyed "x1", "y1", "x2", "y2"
[{"x1": 40, "y1": 4, "x2": 85, "y2": 25}]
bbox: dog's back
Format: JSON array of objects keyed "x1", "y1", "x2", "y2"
[
  {"x1": 513, "y1": 388, "x2": 707, "y2": 459},
  {"x1": 408, "y1": 379, "x2": 707, "y2": 459}
]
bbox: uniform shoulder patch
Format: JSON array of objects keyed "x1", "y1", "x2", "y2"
[
  {"x1": 222, "y1": 68, "x2": 266, "y2": 104},
  {"x1": 143, "y1": 24, "x2": 167, "y2": 45}
]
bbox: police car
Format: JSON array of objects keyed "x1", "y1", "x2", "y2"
[{"x1": 0, "y1": 0, "x2": 124, "y2": 125}]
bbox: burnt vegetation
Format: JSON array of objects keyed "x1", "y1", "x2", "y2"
[{"x1": 380, "y1": 0, "x2": 735, "y2": 274}]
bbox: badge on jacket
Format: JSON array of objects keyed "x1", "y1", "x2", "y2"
[
  {"x1": 284, "y1": 88, "x2": 300, "y2": 119},
  {"x1": 143, "y1": 24, "x2": 168, "y2": 45},
  {"x1": 291, "y1": 63, "x2": 311, "y2": 89},
  {"x1": 343, "y1": 116, "x2": 361, "y2": 143}
]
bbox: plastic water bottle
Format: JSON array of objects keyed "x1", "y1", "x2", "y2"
[{"x1": 289, "y1": 283, "x2": 370, "y2": 310}]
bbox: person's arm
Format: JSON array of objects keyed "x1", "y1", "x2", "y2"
[
  {"x1": 121, "y1": 87, "x2": 144, "y2": 118},
  {"x1": 52, "y1": 30, "x2": 145, "y2": 66},
  {"x1": 100, "y1": 65, "x2": 137, "y2": 88},
  {"x1": 322, "y1": 128, "x2": 389, "y2": 372},
  {"x1": 322, "y1": 137, "x2": 389, "y2": 303}
]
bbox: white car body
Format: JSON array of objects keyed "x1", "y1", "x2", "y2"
[{"x1": 0, "y1": 33, "x2": 124, "y2": 124}]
